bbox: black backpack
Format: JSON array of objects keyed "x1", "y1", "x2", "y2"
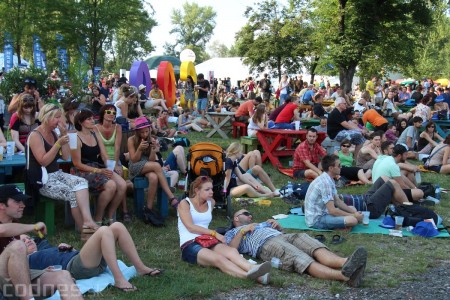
[{"x1": 385, "y1": 204, "x2": 438, "y2": 227}]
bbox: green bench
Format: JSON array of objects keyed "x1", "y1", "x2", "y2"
[{"x1": 241, "y1": 136, "x2": 260, "y2": 153}]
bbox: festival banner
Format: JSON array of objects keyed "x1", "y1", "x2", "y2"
[
  {"x1": 33, "y1": 35, "x2": 45, "y2": 70},
  {"x1": 56, "y1": 34, "x2": 69, "y2": 81},
  {"x1": 3, "y1": 32, "x2": 14, "y2": 72}
]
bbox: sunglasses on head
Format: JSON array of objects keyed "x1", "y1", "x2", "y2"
[
  {"x1": 24, "y1": 78, "x2": 36, "y2": 85},
  {"x1": 236, "y1": 211, "x2": 252, "y2": 217},
  {"x1": 105, "y1": 110, "x2": 116, "y2": 115}
]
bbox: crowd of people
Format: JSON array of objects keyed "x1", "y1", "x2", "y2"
[{"x1": 0, "y1": 71, "x2": 449, "y2": 298}]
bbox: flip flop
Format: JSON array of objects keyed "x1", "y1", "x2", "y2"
[
  {"x1": 331, "y1": 234, "x2": 346, "y2": 244},
  {"x1": 314, "y1": 234, "x2": 326, "y2": 243},
  {"x1": 113, "y1": 285, "x2": 138, "y2": 292},
  {"x1": 143, "y1": 268, "x2": 165, "y2": 276}
]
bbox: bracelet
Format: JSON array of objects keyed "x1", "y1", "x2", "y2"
[
  {"x1": 34, "y1": 224, "x2": 44, "y2": 238},
  {"x1": 239, "y1": 229, "x2": 246, "y2": 235},
  {"x1": 210, "y1": 230, "x2": 217, "y2": 237},
  {"x1": 55, "y1": 141, "x2": 61, "y2": 148},
  {"x1": 92, "y1": 168, "x2": 97, "y2": 173},
  {"x1": 34, "y1": 224, "x2": 39, "y2": 231}
]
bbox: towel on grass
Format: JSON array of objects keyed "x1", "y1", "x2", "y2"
[
  {"x1": 45, "y1": 260, "x2": 137, "y2": 300},
  {"x1": 278, "y1": 215, "x2": 450, "y2": 237},
  {"x1": 277, "y1": 167, "x2": 364, "y2": 186}
]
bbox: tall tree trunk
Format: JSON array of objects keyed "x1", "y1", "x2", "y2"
[
  {"x1": 15, "y1": 43, "x2": 21, "y2": 65},
  {"x1": 339, "y1": 64, "x2": 357, "y2": 94},
  {"x1": 309, "y1": 56, "x2": 319, "y2": 84},
  {"x1": 277, "y1": 56, "x2": 281, "y2": 82}
]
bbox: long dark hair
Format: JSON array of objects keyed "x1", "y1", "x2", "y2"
[{"x1": 99, "y1": 104, "x2": 116, "y2": 124}]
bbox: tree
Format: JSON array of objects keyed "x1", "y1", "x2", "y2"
[
  {"x1": 235, "y1": 0, "x2": 308, "y2": 81},
  {"x1": 312, "y1": 0, "x2": 439, "y2": 92},
  {"x1": 208, "y1": 40, "x2": 238, "y2": 58},
  {"x1": 164, "y1": 2, "x2": 216, "y2": 63}
]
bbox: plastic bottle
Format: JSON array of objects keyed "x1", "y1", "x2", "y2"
[
  {"x1": 415, "y1": 171, "x2": 421, "y2": 185},
  {"x1": 287, "y1": 181, "x2": 293, "y2": 196},
  {"x1": 435, "y1": 184, "x2": 441, "y2": 200}
]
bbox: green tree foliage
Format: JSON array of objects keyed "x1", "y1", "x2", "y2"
[
  {"x1": 235, "y1": 0, "x2": 307, "y2": 81},
  {"x1": 311, "y1": 0, "x2": 439, "y2": 92},
  {"x1": 163, "y1": 2, "x2": 216, "y2": 63},
  {"x1": 208, "y1": 41, "x2": 239, "y2": 58}
]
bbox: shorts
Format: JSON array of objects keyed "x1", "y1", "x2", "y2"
[
  {"x1": 293, "y1": 169, "x2": 306, "y2": 179},
  {"x1": 374, "y1": 123, "x2": 388, "y2": 132},
  {"x1": 365, "y1": 178, "x2": 395, "y2": 218},
  {"x1": 197, "y1": 98, "x2": 208, "y2": 111},
  {"x1": 163, "y1": 152, "x2": 178, "y2": 171},
  {"x1": 426, "y1": 165, "x2": 441, "y2": 173},
  {"x1": 335, "y1": 130, "x2": 366, "y2": 145},
  {"x1": 340, "y1": 166, "x2": 362, "y2": 181},
  {"x1": 235, "y1": 115, "x2": 249, "y2": 123},
  {"x1": 312, "y1": 214, "x2": 347, "y2": 230},
  {"x1": 259, "y1": 233, "x2": 327, "y2": 274},
  {"x1": 39, "y1": 170, "x2": 88, "y2": 208},
  {"x1": 181, "y1": 241, "x2": 203, "y2": 264},
  {"x1": 66, "y1": 254, "x2": 107, "y2": 280},
  {"x1": 0, "y1": 269, "x2": 46, "y2": 299}
]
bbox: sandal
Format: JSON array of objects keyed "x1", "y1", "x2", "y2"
[
  {"x1": 331, "y1": 234, "x2": 346, "y2": 245},
  {"x1": 314, "y1": 234, "x2": 326, "y2": 243},
  {"x1": 123, "y1": 212, "x2": 132, "y2": 222},
  {"x1": 113, "y1": 285, "x2": 138, "y2": 292},
  {"x1": 143, "y1": 268, "x2": 165, "y2": 276}
]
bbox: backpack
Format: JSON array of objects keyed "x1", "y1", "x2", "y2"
[
  {"x1": 279, "y1": 182, "x2": 310, "y2": 204},
  {"x1": 173, "y1": 137, "x2": 190, "y2": 148},
  {"x1": 385, "y1": 204, "x2": 438, "y2": 227},
  {"x1": 261, "y1": 79, "x2": 269, "y2": 90}
]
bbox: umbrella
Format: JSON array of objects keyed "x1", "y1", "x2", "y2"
[
  {"x1": 435, "y1": 78, "x2": 449, "y2": 86},
  {"x1": 394, "y1": 78, "x2": 405, "y2": 84},
  {"x1": 400, "y1": 78, "x2": 415, "y2": 85}
]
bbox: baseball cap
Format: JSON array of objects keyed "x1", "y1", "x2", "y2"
[
  {"x1": 435, "y1": 95, "x2": 444, "y2": 103},
  {"x1": 379, "y1": 216, "x2": 395, "y2": 229},
  {"x1": 134, "y1": 116, "x2": 151, "y2": 129},
  {"x1": 412, "y1": 221, "x2": 439, "y2": 238},
  {"x1": 335, "y1": 97, "x2": 346, "y2": 106},
  {"x1": 138, "y1": 84, "x2": 146, "y2": 91},
  {"x1": 0, "y1": 185, "x2": 31, "y2": 204}
]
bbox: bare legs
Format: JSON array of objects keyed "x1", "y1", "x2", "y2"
[
  {"x1": 357, "y1": 169, "x2": 372, "y2": 184},
  {"x1": 248, "y1": 165, "x2": 277, "y2": 192},
  {"x1": 141, "y1": 161, "x2": 176, "y2": 205},
  {"x1": 74, "y1": 188, "x2": 98, "y2": 230},
  {"x1": 172, "y1": 146, "x2": 187, "y2": 174}
]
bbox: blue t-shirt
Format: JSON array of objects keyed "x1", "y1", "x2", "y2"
[{"x1": 28, "y1": 247, "x2": 79, "y2": 270}]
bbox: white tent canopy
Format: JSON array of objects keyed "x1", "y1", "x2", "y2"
[{"x1": 195, "y1": 57, "x2": 257, "y2": 87}]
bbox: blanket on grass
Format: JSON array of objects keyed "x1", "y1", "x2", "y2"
[
  {"x1": 277, "y1": 166, "x2": 364, "y2": 185},
  {"x1": 278, "y1": 215, "x2": 450, "y2": 238},
  {"x1": 45, "y1": 260, "x2": 137, "y2": 300}
]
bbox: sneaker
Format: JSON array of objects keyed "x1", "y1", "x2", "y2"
[{"x1": 123, "y1": 212, "x2": 132, "y2": 222}]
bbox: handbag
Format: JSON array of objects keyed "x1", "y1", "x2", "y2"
[
  {"x1": 194, "y1": 234, "x2": 219, "y2": 248},
  {"x1": 423, "y1": 145, "x2": 447, "y2": 168}
]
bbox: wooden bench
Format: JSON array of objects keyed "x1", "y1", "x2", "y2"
[
  {"x1": 241, "y1": 136, "x2": 260, "y2": 153},
  {"x1": 133, "y1": 175, "x2": 171, "y2": 219},
  {"x1": 232, "y1": 122, "x2": 247, "y2": 138}
]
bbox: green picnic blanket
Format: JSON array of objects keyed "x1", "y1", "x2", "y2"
[{"x1": 278, "y1": 215, "x2": 450, "y2": 238}]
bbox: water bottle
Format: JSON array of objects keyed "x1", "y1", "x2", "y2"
[
  {"x1": 435, "y1": 184, "x2": 441, "y2": 200},
  {"x1": 389, "y1": 204, "x2": 396, "y2": 213},
  {"x1": 271, "y1": 257, "x2": 282, "y2": 269},
  {"x1": 415, "y1": 171, "x2": 421, "y2": 185},
  {"x1": 287, "y1": 181, "x2": 293, "y2": 196}
]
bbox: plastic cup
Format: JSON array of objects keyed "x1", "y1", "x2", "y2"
[
  {"x1": 271, "y1": 257, "x2": 282, "y2": 269},
  {"x1": 0, "y1": 146, "x2": 3, "y2": 161},
  {"x1": 68, "y1": 133, "x2": 78, "y2": 149},
  {"x1": 6, "y1": 142, "x2": 15, "y2": 160},
  {"x1": 362, "y1": 211, "x2": 370, "y2": 226},
  {"x1": 294, "y1": 121, "x2": 300, "y2": 131},
  {"x1": 52, "y1": 265, "x2": 63, "y2": 271},
  {"x1": 395, "y1": 216, "x2": 404, "y2": 230},
  {"x1": 106, "y1": 160, "x2": 116, "y2": 171}
]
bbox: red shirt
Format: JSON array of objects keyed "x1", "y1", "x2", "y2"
[
  {"x1": 275, "y1": 103, "x2": 298, "y2": 123},
  {"x1": 293, "y1": 140, "x2": 326, "y2": 171},
  {"x1": 235, "y1": 100, "x2": 255, "y2": 118}
]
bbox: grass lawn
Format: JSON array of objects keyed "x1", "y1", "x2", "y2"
[{"x1": 29, "y1": 131, "x2": 450, "y2": 299}]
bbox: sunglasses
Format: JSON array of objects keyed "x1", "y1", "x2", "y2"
[
  {"x1": 105, "y1": 110, "x2": 116, "y2": 115},
  {"x1": 341, "y1": 145, "x2": 351, "y2": 148},
  {"x1": 24, "y1": 78, "x2": 36, "y2": 84},
  {"x1": 236, "y1": 211, "x2": 252, "y2": 217}
]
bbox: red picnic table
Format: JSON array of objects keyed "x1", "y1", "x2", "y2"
[{"x1": 256, "y1": 128, "x2": 326, "y2": 168}]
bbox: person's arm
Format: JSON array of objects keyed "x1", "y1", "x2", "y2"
[
  {"x1": 7, "y1": 94, "x2": 20, "y2": 113},
  {"x1": 95, "y1": 131, "x2": 110, "y2": 165},
  {"x1": 442, "y1": 147, "x2": 450, "y2": 165},
  {"x1": 28, "y1": 130, "x2": 69, "y2": 167},
  {"x1": 113, "y1": 125, "x2": 122, "y2": 164},
  {"x1": 420, "y1": 132, "x2": 438, "y2": 147},
  {"x1": 137, "y1": 103, "x2": 144, "y2": 117},
  {"x1": 325, "y1": 199, "x2": 357, "y2": 217},
  {"x1": 70, "y1": 134, "x2": 111, "y2": 177},
  {"x1": 128, "y1": 136, "x2": 148, "y2": 163},
  {"x1": 98, "y1": 94, "x2": 107, "y2": 106},
  {"x1": 292, "y1": 108, "x2": 301, "y2": 121},
  {"x1": 333, "y1": 194, "x2": 358, "y2": 213},
  {"x1": 266, "y1": 219, "x2": 282, "y2": 230},
  {"x1": 0, "y1": 129, "x2": 6, "y2": 147},
  {"x1": 405, "y1": 136, "x2": 413, "y2": 149},
  {"x1": 393, "y1": 175, "x2": 413, "y2": 189},
  {"x1": 227, "y1": 224, "x2": 257, "y2": 249},
  {"x1": 10, "y1": 129, "x2": 25, "y2": 152},
  {"x1": 302, "y1": 160, "x2": 322, "y2": 174},
  {"x1": 0, "y1": 221, "x2": 47, "y2": 237},
  {"x1": 364, "y1": 147, "x2": 379, "y2": 160},
  {"x1": 435, "y1": 133, "x2": 445, "y2": 142},
  {"x1": 178, "y1": 115, "x2": 189, "y2": 127}
]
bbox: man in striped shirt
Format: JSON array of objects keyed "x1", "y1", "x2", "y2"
[{"x1": 224, "y1": 210, "x2": 367, "y2": 287}]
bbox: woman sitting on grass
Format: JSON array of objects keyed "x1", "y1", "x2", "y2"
[
  {"x1": 156, "y1": 110, "x2": 176, "y2": 137},
  {"x1": 177, "y1": 109, "x2": 203, "y2": 132},
  {"x1": 334, "y1": 139, "x2": 372, "y2": 184},
  {"x1": 177, "y1": 176, "x2": 271, "y2": 284},
  {"x1": 22, "y1": 222, "x2": 163, "y2": 293},
  {"x1": 417, "y1": 121, "x2": 445, "y2": 155},
  {"x1": 425, "y1": 135, "x2": 450, "y2": 174},
  {"x1": 225, "y1": 142, "x2": 278, "y2": 198},
  {"x1": 127, "y1": 116, "x2": 178, "y2": 225}
]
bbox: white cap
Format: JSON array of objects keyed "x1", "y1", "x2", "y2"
[{"x1": 138, "y1": 84, "x2": 146, "y2": 91}]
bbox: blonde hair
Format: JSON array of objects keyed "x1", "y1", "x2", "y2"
[
  {"x1": 38, "y1": 104, "x2": 62, "y2": 125},
  {"x1": 189, "y1": 176, "x2": 213, "y2": 198},
  {"x1": 226, "y1": 142, "x2": 242, "y2": 157}
]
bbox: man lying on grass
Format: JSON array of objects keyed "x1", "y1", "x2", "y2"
[{"x1": 225, "y1": 209, "x2": 367, "y2": 287}]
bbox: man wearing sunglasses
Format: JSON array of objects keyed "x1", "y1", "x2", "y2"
[
  {"x1": 8, "y1": 77, "x2": 43, "y2": 114},
  {"x1": 224, "y1": 209, "x2": 367, "y2": 287}
]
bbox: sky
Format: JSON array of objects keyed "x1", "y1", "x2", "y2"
[{"x1": 146, "y1": 0, "x2": 255, "y2": 58}]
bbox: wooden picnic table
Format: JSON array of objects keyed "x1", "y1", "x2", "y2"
[
  {"x1": 256, "y1": 128, "x2": 326, "y2": 168},
  {"x1": 0, "y1": 154, "x2": 71, "y2": 184},
  {"x1": 205, "y1": 111, "x2": 236, "y2": 139}
]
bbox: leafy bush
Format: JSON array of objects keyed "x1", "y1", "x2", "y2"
[{"x1": 0, "y1": 67, "x2": 49, "y2": 103}]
